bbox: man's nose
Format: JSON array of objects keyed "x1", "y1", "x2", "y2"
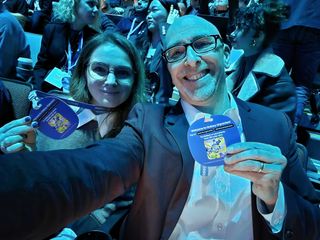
[
  {"x1": 184, "y1": 46, "x2": 201, "y2": 67},
  {"x1": 104, "y1": 72, "x2": 117, "y2": 87}
]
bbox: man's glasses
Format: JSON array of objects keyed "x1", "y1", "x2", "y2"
[
  {"x1": 87, "y1": 62, "x2": 134, "y2": 81},
  {"x1": 163, "y1": 35, "x2": 221, "y2": 63}
]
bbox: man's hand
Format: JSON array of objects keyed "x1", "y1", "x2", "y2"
[
  {"x1": 0, "y1": 116, "x2": 37, "y2": 154},
  {"x1": 224, "y1": 142, "x2": 287, "y2": 211}
]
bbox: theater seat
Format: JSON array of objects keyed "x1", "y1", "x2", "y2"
[{"x1": 1, "y1": 78, "x2": 33, "y2": 119}]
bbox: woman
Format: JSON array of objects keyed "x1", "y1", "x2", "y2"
[
  {"x1": 226, "y1": 0, "x2": 296, "y2": 121},
  {"x1": 0, "y1": 32, "x2": 145, "y2": 238},
  {"x1": 33, "y1": 0, "x2": 117, "y2": 93},
  {"x1": 117, "y1": 0, "x2": 150, "y2": 41},
  {"x1": 135, "y1": 0, "x2": 179, "y2": 104}
]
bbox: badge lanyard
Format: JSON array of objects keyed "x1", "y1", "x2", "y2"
[
  {"x1": 67, "y1": 32, "x2": 84, "y2": 74},
  {"x1": 29, "y1": 90, "x2": 112, "y2": 115},
  {"x1": 127, "y1": 18, "x2": 144, "y2": 40}
]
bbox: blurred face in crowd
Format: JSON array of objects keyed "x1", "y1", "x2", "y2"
[
  {"x1": 146, "y1": 0, "x2": 168, "y2": 33},
  {"x1": 134, "y1": 0, "x2": 149, "y2": 12},
  {"x1": 165, "y1": 16, "x2": 229, "y2": 107},
  {"x1": 229, "y1": 26, "x2": 264, "y2": 56},
  {"x1": 177, "y1": 2, "x2": 187, "y2": 16},
  {"x1": 86, "y1": 43, "x2": 135, "y2": 108},
  {"x1": 76, "y1": 0, "x2": 99, "y2": 25},
  {"x1": 190, "y1": 0, "x2": 200, "y2": 9}
]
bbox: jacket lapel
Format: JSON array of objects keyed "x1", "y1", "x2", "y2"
[
  {"x1": 160, "y1": 102, "x2": 195, "y2": 239},
  {"x1": 226, "y1": 55, "x2": 260, "y2": 101},
  {"x1": 236, "y1": 99, "x2": 279, "y2": 240}
]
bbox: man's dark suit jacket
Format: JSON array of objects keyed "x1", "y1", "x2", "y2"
[
  {"x1": 33, "y1": 21, "x2": 98, "y2": 92},
  {"x1": 0, "y1": 99, "x2": 319, "y2": 240}
]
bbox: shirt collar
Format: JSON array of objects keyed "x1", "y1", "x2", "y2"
[{"x1": 181, "y1": 92, "x2": 239, "y2": 125}]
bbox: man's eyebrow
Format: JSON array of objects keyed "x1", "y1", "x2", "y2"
[{"x1": 167, "y1": 34, "x2": 212, "y2": 48}]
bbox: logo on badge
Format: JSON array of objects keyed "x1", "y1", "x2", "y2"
[
  {"x1": 48, "y1": 113, "x2": 70, "y2": 133},
  {"x1": 204, "y1": 137, "x2": 227, "y2": 160}
]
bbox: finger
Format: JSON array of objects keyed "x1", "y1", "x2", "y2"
[
  {"x1": 225, "y1": 146, "x2": 286, "y2": 165},
  {"x1": 227, "y1": 142, "x2": 282, "y2": 155},
  {"x1": 225, "y1": 160, "x2": 283, "y2": 174},
  {"x1": 224, "y1": 169, "x2": 258, "y2": 182},
  {"x1": 5, "y1": 125, "x2": 36, "y2": 138},
  {"x1": 5, "y1": 142, "x2": 25, "y2": 153},
  {"x1": 1, "y1": 135, "x2": 24, "y2": 148},
  {"x1": 0, "y1": 116, "x2": 31, "y2": 134},
  {"x1": 170, "y1": 4, "x2": 173, "y2": 13}
]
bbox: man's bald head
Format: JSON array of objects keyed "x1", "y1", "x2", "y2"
[{"x1": 165, "y1": 15, "x2": 221, "y2": 49}]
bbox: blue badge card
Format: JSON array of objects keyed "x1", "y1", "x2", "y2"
[
  {"x1": 29, "y1": 97, "x2": 79, "y2": 139},
  {"x1": 187, "y1": 115, "x2": 241, "y2": 167}
]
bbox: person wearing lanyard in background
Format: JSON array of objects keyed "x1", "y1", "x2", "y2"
[
  {"x1": 32, "y1": 0, "x2": 100, "y2": 93},
  {"x1": 0, "y1": 32, "x2": 145, "y2": 239},
  {"x1": 141, "y1": 0, "x2": 180, "y2": 104},
  {"x1": 117, "y1": 0, "x2": 150, "y2": 44}
]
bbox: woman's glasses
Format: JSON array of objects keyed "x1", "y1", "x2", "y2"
[{"x1": 87, "y1": 62, "x2": 135, "y2": 81}]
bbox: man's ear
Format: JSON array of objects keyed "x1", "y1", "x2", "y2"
[{"x1": 223, "y1": 44, "x2": 231, "y2": 68}]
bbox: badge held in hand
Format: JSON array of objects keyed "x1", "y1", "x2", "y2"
[
  {"x1": 29, "y1": 97, "x2": 79, "y2": 139},
  {"x1": 187, "y1": 115, "x2": 241, "y2": 167}
]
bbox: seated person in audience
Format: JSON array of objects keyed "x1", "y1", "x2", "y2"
[
  {"x1": 33, "y1": 0, "x2": 101, "y2": 92},
  {"x1": 208, "y1": 0, "x2": 229, "y2": 17},
  {"x1": 0, "y1": 0, "x2": 30, "y2": 79},
  {"x1": 100, "y1": 11, "x2": 120, "y2": 32},
  {"x1": 2, "y1": 0, "x2": 29, "y2": 26},
  {"x1": 27, "y1": 0, "x2": 52, "y2": 33},
  {"x1": 185, "y1": 0, "x2": 199, "y2": 15},
  {"x1": 226, "y1": 1, "x2": 296, "y2": 121},
  {"x1": 0, "y1": 80, "x2": 15, "y2": 127},
  {"x1": 100, "y1": 0, "x2": 124, "y2": 15},
  {"x1": 117, "y1": 0, "x2": 149, "y2": 38},
  {"x1": 0, "y1": 32, "x2": 145, "y2": 238},
  {"x1": 176, "y1": 0, "x2": 187, "y2": 16},
  {"x1": 0, "y1": 15, "x2": 319, "y2": 240},
  {"x1": 139, "y1": 0, "x2": 180, "y2": 103}
]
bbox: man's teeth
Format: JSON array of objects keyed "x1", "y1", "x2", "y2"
[{"x1": 187, "y1": 71, "x2": 206, "y2": 80}]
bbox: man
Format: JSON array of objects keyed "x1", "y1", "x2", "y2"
[
  {"x1": 0, "y1": 0, "x2": 30, "y2": 78},
  {"x1": 0, "y1": 16, "x2": 319, "y2": 240}
]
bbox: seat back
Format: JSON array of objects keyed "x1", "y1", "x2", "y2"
[{"x1": 1, "y1": 78, "x2": 33, "y2": 119}]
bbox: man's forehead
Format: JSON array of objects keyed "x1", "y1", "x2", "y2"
[{"x1": 165, "y1": 16, "x2": 220, "y2": 48}]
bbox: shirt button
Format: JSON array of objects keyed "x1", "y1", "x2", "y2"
[{"x1": 217, "y1": 223, "x2": 223, "y2": 231}]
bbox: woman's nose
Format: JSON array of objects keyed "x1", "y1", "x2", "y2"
[{"x1": 104, "y1": 72, "x2": 117, "y2": 87}]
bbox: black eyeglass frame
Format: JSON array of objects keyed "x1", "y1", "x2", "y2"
[{"x1": 162, "y1": 34, "x2": 222, "y2": 63}]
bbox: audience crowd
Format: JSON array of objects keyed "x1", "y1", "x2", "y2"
[{"x1": 0, "y1": 0, "x2": 320, "y2": 239}]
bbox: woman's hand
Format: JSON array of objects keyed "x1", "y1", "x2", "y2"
[
  {"x1": 0, "y1": 116, "x2": 37, "y2": 154},
  {"x1": 166, "y1": 5, "x2": 180, "y2": 25}
]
